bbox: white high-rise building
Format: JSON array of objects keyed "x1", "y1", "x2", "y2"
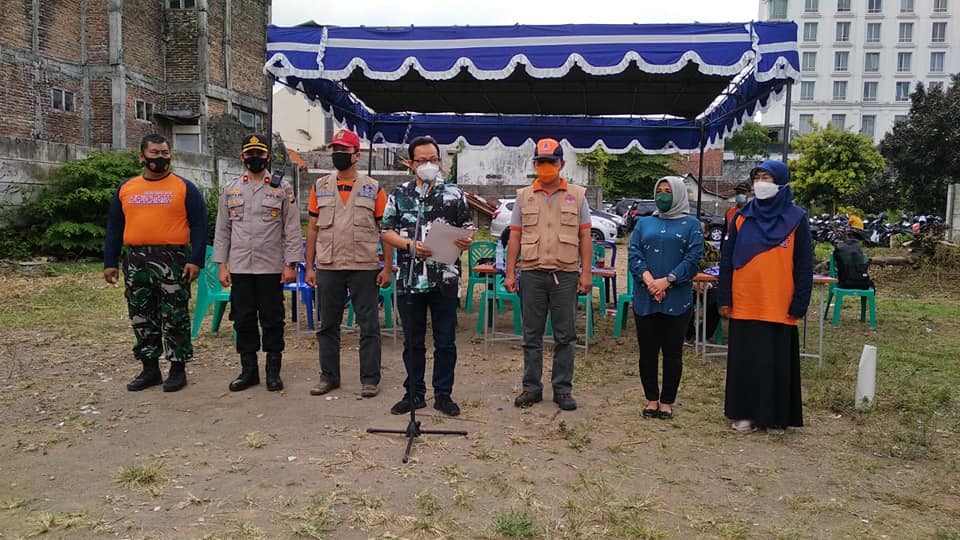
[{"x1": 759, "y1": 0, "x2": 957, "y2": 143}]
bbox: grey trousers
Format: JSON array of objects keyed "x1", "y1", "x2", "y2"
[
  {"x1": 519, "y1": 270, "x2": 578, "y2": 394},
  {"x1": 316, "y1": 269, "x2": 381, "y2": 385}
]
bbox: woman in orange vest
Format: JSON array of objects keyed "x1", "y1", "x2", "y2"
[{"x1": 718, "y1": 160, "x2": 813, "y2": 434}]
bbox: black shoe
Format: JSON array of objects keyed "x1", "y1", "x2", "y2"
[
  {"x1": 657, "y1": 409, "x2": 674, "y2": 420},
  {"x1": 390, "y1": 394, "x2": 426, "y2": 415},
  {"x1": 642, "y1": 407, "x2": 659, "y2": 418},
  {"x1": 229, "y1": 353, "x2": 260, "y2": 392},
  {"x1": 514, "y1": 390, "x2": 543, "y2": 408},
  {"x1": 163, "y1": 362, "x2": 187, "y2": 392},
  {"x1": 265, "y1": 353, "x2": 283, "y2": 392},
  {"x1": 127, "y1": 359, "x2": 162, "y2": 391},
  {"x1": 553, "y1": 392, "x2": 577, "y2": 411},
  {"x1": 434, "y1": 395, "x2": 461, "y2": 417}
]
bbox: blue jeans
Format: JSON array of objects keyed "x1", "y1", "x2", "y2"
[{"x1": 397, "y1": 291, "x2": 459, "y2": 398}]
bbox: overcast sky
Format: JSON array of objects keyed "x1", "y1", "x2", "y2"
[{"x1": 270, "y1": 0, "x2": 760, "y2": 27}]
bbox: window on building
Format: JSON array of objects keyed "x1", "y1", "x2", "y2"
[
  {"x1": 805, "y1": 0, "x2": 820, "y2": 12},
  {"x1": 802, "y1": 52, "x2": 818, "y2": 71},
  {"x1": 51, "y1": 88, "x2": 76, "y2": 113},
  {"x1": 897, "y1": 52, "x2": 912, "y2": 72},
  {"x1": 836, "y1": 22, "x2": 851, "y2": 42},
  {"x1": 238, "y1": 108, "x2": 263, "y2": 131},
  {"x1": 861, "y1": 115, "x2": 876, "y2": 138},
  {"x1": 864, "y1": 52, "x2": 880, "y2": 72},
  {"x1": 895, "y1": 114, "x2": 909, "y2": 124},
  {"x1": 929, "y1": 81, "x2": 944, "y2": 91},
  {"x1": 173, "y1": 125, "x2": 201, "y2": 153},
  {"x1": 866, "y1": 22, "x2": 882, "y2": 42},
  {"x1": 896, "y1": 81, "x2": 911, "y2": 101},
  {"x1": 167, "y1": 0, "x2": 196, "y2": 8},
  {"x1": 930, "y1": 51, "x2": 946, "y2": 72},
  {"x1": 799, "y1": 114, "x2": 815, "y2": 135},
  {"x1": 900, "y1": 0, "x2": 914, "y2": 12},
  {"x1": 868, "y1": 0, "x2": 882, "y2": 12},
  {"x1": 803, "y1": 22, "x2": 819, "y2": 41},
  {"x1": 135, "y1": 100, "x2": 154, "y2": 122},
  {"x1": 833, "y1": 80, "x2": 848, "y2": 101},
  {"x1": 899, "y1": 22, "x2": 913, "y2": 43},
  {"x1": 863, "y1": 81, "x2": 879, "y2": 101},
  {"x1": 934, "y1": 0, "x2": 948, "y2": 12},
  {"x1": 932, "y1": 22, "x2": 947, "y2": 43},
  {"x1": 769, "y1": 0, "x2": 788, "y2": 19},
  {"x1": 800, "y1": 81, "x2": 816, "y2": 101},
  {"x1": 831, "y1": 114, "x2": 846, "y2": 130},
  {"x1": 834, "y1": 51, "x2": 850, "y2": 71},
  {"x1": 837, "y1": 0, "x2": 851, "y2": 11}
]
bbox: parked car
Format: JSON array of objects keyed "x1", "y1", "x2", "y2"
[
  {"x1": 623, "y1": 199, "x2": 658, "y2": 231},
  {"x1": 613, "y1": 198, "x2": 641, "y2": 218},
  {"x1": 591, "y1": 209, "x2": 626, "y2": 237},
  {"x1": 691, "y1": 209, "x2": 725, "y2": 241},
  {"x1": 623, "y1": 200, "x2": 725, "y2": 241},
  {"x1": 490, "y1": 198, "x2": 618, "y2": 242}
]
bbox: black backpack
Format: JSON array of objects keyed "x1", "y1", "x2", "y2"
[{"x1": 834, "y1": 240, "x2": 874, "y2": 290}]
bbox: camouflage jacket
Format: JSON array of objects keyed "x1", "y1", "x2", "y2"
[{"x1": 381, "y1": 179, "x2": 473, "y2": 296}]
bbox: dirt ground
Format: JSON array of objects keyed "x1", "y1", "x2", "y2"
[{"x1": 0, "y1": 260, "x2": 958, "y2": 539}]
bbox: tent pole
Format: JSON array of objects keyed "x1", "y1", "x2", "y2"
[
  {"x1": 697, "y1": 120, "x2": 705, "y2": 218},
  {"x1": 782, "y1": 80, "x2": 793, "y2": 162}
]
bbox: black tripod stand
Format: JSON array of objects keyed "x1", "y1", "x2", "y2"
[{"x1": 366, "y1": 178, "x2": 467, "y2": 463}]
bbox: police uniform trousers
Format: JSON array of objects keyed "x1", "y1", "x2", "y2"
[
  {"x1": 229, "y1": 273, "x2": 285, "y2": 354},
  {"x1": 122, "y1": 245, "x2": 193, "y2": 363}
]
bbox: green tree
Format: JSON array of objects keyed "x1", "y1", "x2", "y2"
[
  {"x1": 577, "y1": 147, "x2": 679, "y2": 200},
  {"x1": 724, "y1": 121, "x2": 771, "y2": 161},
  {"x1": 788, "y1": 124, "x2": 885, "y2": 212},
  {"x1": 879, "y1": 76, "x2": 960, "y2": 215},
  {"x1": 0, "y1": 150, "x2": 142, "y2": 258}
]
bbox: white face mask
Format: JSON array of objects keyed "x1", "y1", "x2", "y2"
[
  {"x1": 753, "y1": 182, "x2": 780, "y2": 200},
  {"x1": 416, "y1": 162, "x2": 440, "y2": 182}
]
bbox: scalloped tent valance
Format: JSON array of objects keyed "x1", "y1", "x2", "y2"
[{"x1": 264, "y1": 22, "x2": 798, "y2": 153}]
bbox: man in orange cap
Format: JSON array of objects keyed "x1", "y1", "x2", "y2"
[{"x1": 504, "y1": 138, "x2": 593, "y2": 411}]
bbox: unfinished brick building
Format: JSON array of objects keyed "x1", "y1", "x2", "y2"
[{"x1": 0, "y1": 0, "x2": 271, "y2": 157}]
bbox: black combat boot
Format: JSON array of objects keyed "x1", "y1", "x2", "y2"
[
  {"x1": 265, "y1": 352, "x2": 283, "y2": 392},
  {"x1": 229, "y1": 352, "x2": 260, "y2": 392},
  {"x1": 127, "y1": 358, "x2": 163, "y2": 391},
  {"x1": 163, "y1": 362, "x2": 187, "y2": 392}
]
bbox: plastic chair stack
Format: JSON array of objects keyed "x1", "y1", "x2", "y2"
[
  {"x1": 825, "y1": 252, "x2": 877, "y2": 330},
  {"x1": 282, "y1": 263, "x2": 315, "y2": 330},
  {"x1": 464, "y1": 241, "x2": 496, "y2": 313},
  {"x1": 191, "y1": 245, "x2": 231, "y2": 339}
]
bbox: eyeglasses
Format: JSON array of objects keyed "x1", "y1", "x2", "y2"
[{"x1": 411, "y1": 158, "x2": 440, "y2": 166}]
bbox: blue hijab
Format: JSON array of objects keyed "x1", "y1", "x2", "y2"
[{"x1": 732, "y1": 160, "x2": 806, "y2": 269}]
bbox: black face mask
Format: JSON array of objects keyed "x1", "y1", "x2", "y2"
[
  {"x1": 243, "y1": 156, "x2": 269, "y2": 174},
  {"x1": 331, "y1": 152, "x2": 355, "y2": 171},
  {"x1": 143, "y1": 157, "x2": 171, "y2": 175}
]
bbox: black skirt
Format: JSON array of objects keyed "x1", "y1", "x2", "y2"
[{"x1": 724, "y1": 319, "x2": 803, "y2": 428}]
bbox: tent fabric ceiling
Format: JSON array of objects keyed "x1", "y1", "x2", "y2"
[{"x1": 265, "y1": 22, "x2": 799, "y2": 153}]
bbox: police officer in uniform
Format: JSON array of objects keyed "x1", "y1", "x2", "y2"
[{"x1": 213, "y1": 134, "x2": 304, "y2": 392}]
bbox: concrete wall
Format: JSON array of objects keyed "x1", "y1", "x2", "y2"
[
  {"x1": 456, "y1": 140, "x2": 592, "y2": 187},
  {"x1": 0, "y1": 136, "x2": 241, "y2": 209}
]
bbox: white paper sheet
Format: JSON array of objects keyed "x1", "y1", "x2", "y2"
[{"x1": 422, "y1": 220, "x2": 471, "y2": 265}]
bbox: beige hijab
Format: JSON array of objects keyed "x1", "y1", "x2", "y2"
[{"x1": 652, "y1": 176, "x2": 689, "y2": 220}]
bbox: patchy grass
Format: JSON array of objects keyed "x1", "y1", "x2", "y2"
[
  {"x1": 116, "y1": 459, "x2": 167, "y2": 496},
  {"x1": 292, "y1": 492, "x2": 344, "y2": 538},
  {"x1": 244, "y1": 431, "x2": 268, "y2": 449},
  {"x1": 491, "y1": 509, "x2": 537, "y2": 538},
  {"x1": 23, "y1": 511, "x2": 105, "y2": 538}
]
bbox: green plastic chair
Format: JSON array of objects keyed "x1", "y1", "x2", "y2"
[
  {"x1": 613, "y1": 274, "x2": 635, "y2": 338},
  {"x1": 825, "y1": 252, "x2": 877, "y2": 329},
  {"x1": 346, "y1": 280, "x2": 395, "y2": 329},
  {"x1": 464, "y1": 241, "x2": 496, "y2": 313},
  {"x1": 475, "y1": 274, "x2": 522, "y2": 335},
  {"x1": 191, "y1": 245, "x2": 231, "y2": 339},
  {"x1": 590, "y1": 243, "x2": 608, "y2": 316}
]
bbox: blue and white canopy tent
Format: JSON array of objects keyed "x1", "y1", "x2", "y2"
[{"x1": 264, "y1": 22, "x2": 799, "y2": 212}]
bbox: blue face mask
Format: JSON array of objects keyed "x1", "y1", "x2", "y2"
[{"x1": 735, "y1": 194, "x2": 747, "y2": 203}]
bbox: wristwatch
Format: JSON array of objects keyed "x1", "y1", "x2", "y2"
[{"x1": 666, "y1": 273, "x2": 677, "y2": 284}]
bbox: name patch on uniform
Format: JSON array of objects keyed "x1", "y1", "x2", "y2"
[
  {"x1": 129, "y1": 191, "x2": 173, "y2": 205},
  {"x1": 316, "y1": 191, "x2": 335, "y2": 198},
  {"x1": 358, "y1": 184, "x2": 376, "y2": 199},
  {"x1": 228, "y1": 188, "x2": 241, "y2": 195}
]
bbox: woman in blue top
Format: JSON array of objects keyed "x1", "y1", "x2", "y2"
[{"x1": 628, "y1": 177, "x2": 704, "y2": 419}]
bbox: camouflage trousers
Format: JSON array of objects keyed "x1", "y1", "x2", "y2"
[{"x1": 122, "y1": 246, "x2": 193, "y2": 363}]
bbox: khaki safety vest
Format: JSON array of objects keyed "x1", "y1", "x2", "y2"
[
  {"x1": 313, "y1": 174, "x2": 380, "y2": 271},
  {"x1": 516, "y1": 182, "x2": 586, "y2": 272}
]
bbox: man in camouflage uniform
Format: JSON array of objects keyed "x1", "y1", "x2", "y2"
[
  {"x1": 380, "y1": 136, "x2": 474, "y2": 417},
  {"x1": 213, "y1": 134, "x2": 304, "y2": 393},
  {"x1": 104, "y1": 134, "x2": 207, "y2": 392}
]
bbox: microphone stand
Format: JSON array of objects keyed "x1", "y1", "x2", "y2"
[{"x1": 366, "y1": 177, "x2": 467, "y2": 463}]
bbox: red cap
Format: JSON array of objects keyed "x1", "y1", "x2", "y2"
[{"x1": 327, "y1": 128, "x2": 361, "y2": 150}]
